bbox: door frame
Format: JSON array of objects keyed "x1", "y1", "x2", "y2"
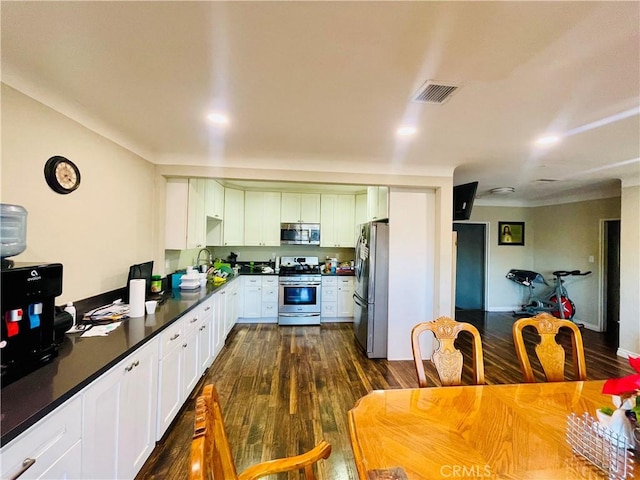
[
  {"x1": 598, "y1": 217, "x2": 621, "y2": 332},
  {"x1": 453, "y1": 221, "x2": 489, "y2": 311}
]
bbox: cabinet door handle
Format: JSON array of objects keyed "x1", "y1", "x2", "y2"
[
  {"x1": 125, "y1": 359, "x2": 139, "y2": 372},
  {"x1": 190, "y1": 317, "x2": 198, "y2": 323},
  {"x1": 199, "y1": 325, "x2": 206, "y2": 331},
  {"x1": 170, "y1": 333, "x2": 180, "y2": 341},
  {"x1": 8, "y1": 457, "x2": 36, "y2": 480},
  {"x1": 204, "y1": 306, "x2": 211, "y2": 311},
  {"x1": 183, "y1": 343, "x2": 188, "y2": 348}
]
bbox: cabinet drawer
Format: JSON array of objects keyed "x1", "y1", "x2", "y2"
[
  {"x1": 184, "y1": 307, "x2": 201, "y2": 336},
  {"x1": 323, "y1": 286, "x2": 337, "y2": 301},
  {"x1": 322, "y1": 276, "x2": 338, "y2": 286},
  {"x1": 159, "y1": 320, "x2": 184, "y2": 359},
  {"x1": 261, "y1": 276, "x2": 278, "y2": 287},
  {"x1": 338, "y1": 277, "x2": 353, "y2": 287},
  {"x1": 243, "y1": 276, "x2": 261, "y2": 286},
  {"x1": 1, "y1": 395, "x2": 82, "y2": 480},
  {"x1": 261, "y1": 302, "x2": 278, "y2": 318},
  {"x1": 262, "y1": 286, "x2": 278, "y2": 302},
  {"x1": 321, "y1": 302, "x2": 337, "y2": 317}
]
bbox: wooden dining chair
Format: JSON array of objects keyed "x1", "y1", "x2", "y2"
[
  {"x1": 189, "y1": 384, "x2": 332, "y2": 480},
  {"x1": 411, "y1": 316, "x2": 485, "y2": 387},
  {"x1": 512, "y1": 312, "x2": 587, "y2": 383}
]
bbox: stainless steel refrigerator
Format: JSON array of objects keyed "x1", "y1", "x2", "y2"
[{"x1": 353, "y1": 221, "x2": 388, "y2": 358}]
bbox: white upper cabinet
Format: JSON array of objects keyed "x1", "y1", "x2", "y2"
[
  {"x1": 165, "y1": 178, "x2": 206, "y2": 250},
  {"x1": 223, "y1": 188, "x2": 245, "y2": 246},
  {"x1": 367, "y1": 186, "x2": 389, "y2": 222},
  {"x1": 320, "y1": 194, "x2": 356, "y2": 247},
  {"x1": 204, "y1": 179, "x2": 224, "y2": 220},
  {"x1": 281, "y1": 193, "x2": 321, "y2": 223},
  {"x1": 244, "y1": 191, "x2": 281, "y2": 246}
]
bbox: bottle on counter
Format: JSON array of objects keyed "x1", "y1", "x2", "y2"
[
  {"x1": 64, "y1": 302, "x2": 76, "y2": 327},
  {"x1": 151, "y1": 275, "x2": 163, "y2": 293}
]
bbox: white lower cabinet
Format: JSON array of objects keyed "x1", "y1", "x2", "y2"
[
  {"x1": 198, "y1": 298, "x2": 214, "y2": 371},
  {"x1": 156, "y1": 318, "x2": 185, "y2": 439},
  {"x1": 241, "y1": 275, "x2": 278, "y2": 322},
  {"x1": 321, "y1": 276, "x2": 354, "y2": 321},
  {"x1": 242, "y1": 276, "x2": 262, "y2": 318},
  {"x1": 82, "y1": 337, "x2": 159, "y2": 479},
  {"x1": 337, "y1": 277, "x2": 355, "y2": 317},
  {"x1": 182, "y1": 314, "x2": 201, "y2": 402},
  {"x1": 1, "y1": 395, "x2": 82, "y2": 480},
  {"x1": 224, "y1": 281, "x2": 240, "y2": 336},
  {"x1": 211, "y1": 292, "x2": 225, "y2": 358},
  {"x1": 156, "y1": 303, "x2": 203, "y2": 441}
]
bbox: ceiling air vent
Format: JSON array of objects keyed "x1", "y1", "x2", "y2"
[{"x1": 412, "y1": 81, "x2": 460, "y2": 104}]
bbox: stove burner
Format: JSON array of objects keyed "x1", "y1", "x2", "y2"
[
  {"x1": 278, "y1": 255, "x2": 321, "y2": 276},
  {"x1": 279, "y1": 264, "x2": 321, "y2": 276}
]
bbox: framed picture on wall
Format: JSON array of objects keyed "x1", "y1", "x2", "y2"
[{"x1": 498, "y1": 221, "x2": 525, "y2": 245}]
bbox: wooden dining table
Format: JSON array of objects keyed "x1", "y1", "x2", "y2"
[{"x1": 348, "y1": 380, "x2": 633, "y2": 479}]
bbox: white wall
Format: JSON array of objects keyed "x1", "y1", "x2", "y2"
[
  {"x1": 387, "y1": 188, "x2": 436, "y2": 360},
  {"x1": 532, "y1": 197, "x2": 620, "y2": 329},
  {"x1": 618, "y1": 184, "x2": 640, "y2": 358},
  {"x1": 1, "y1": 85, "x2": 157, "y2": 303},
  {"x1": 468, "y1": 206, "x2": 536, "y2": 311}
]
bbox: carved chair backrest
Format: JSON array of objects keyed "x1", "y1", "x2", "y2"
[
  {"x1": 512, "y1": 313, "x2": 587, "y2": 383},
  {"x1": 411, "y1": 316, "x2": 485, "y2": 387}
]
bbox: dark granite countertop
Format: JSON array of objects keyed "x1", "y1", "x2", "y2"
[{"x1": 0, "y1": 276, "x2": 240, "y2": 447}]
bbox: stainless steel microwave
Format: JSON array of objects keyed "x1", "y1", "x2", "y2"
[{"x1": 280, "y1": 223, "x2": 320, "y2": 245}]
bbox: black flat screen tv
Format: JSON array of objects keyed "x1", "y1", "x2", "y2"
[{"x1": 453, "y1": 181, "x2": 478, "y2": 221}]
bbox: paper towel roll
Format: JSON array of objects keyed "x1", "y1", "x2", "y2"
[{"x1": 129, "y1": 279, "x2": 146, "y2": 318}]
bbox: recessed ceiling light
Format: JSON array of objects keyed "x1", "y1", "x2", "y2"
[
  {"x1": 396, "y1": 125, "x2": 417, "y2": 137},
  {"x1": 535, "y1": 135, "x2": 560, "y2": 147},
  {"x1": 489, "y1": 187, "x2": 515, "y2": 195},
  {"x1": 206, "y1": 112, "x2": 230, "y2": 126}
]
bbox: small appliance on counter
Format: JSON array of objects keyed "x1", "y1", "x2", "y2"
[{"x1": 1, "y1": 262, "x2": 64, "y2": 386}]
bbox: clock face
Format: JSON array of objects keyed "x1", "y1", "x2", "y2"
[
  {"x1": 55, "y1": 162, "x2": 78, "y2": 190},
  {"x1": 44, "y1": 156, "x2": 81, "y2": 194}
]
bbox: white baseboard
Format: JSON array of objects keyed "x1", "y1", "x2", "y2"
[
  {"x1": 321, "y1": 317, "x2": 354, "y2": 324},
  {"x1": 236, "y1": 317, "x2": 277, "y2": 324},
  {"x1": 617, "y1": 347, "x2": 640, "y2": 358},
  {"x1": 486, "y1": 306, "x2": 521, "y2": 313}
]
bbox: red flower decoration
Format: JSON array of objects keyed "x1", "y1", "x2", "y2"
[{"x1": 602, "y1": 356, "x2": 640, "y2": 396}]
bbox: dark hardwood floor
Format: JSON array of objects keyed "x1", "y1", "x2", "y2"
[{"x1": 135, "y1": 311, "x2": 634, "y2": 480}]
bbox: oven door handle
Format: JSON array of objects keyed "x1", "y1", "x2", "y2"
[
  {"x1": 279, "y1": 313, "x2": 321, "y2": 317},
  {"x1": 279, "y1": 282, "x2": 321, "y2": 287}
]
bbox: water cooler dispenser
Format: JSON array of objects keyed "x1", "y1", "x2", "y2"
[
  {"x1": 1, "y1": 263, "x2": 63, "y2": 385},
  {"x1": 1, "y1": 204, "x2": 65, "y2": 386}
]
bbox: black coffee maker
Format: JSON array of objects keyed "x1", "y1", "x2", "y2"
[{"x1": 1, "y1": 262, "x2": 63, "y2": 386}]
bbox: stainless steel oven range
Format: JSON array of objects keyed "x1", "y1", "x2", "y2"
[{"x1": 278, "y1": 256, "x2": 322, "y2": 325}]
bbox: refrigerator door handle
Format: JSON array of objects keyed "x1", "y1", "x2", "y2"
[{"x1": 353, "y1": 293, "x2": 367, "y2": 307}]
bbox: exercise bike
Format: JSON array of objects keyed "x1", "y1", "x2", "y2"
[{"x1": 506, "y1": 269, "x2": 591, "y2": 321}]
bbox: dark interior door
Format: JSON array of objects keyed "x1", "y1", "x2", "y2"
[
  {"x1": 453, "y1": 223, "x2": 486, "y2": 310},
  {"x1": 604, "y1": 220, "x2": 620, "y2": 345}
]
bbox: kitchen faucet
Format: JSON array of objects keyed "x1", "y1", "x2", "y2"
[{"x1": 196, "y1": 248, "x2": 212, "y2": 269}]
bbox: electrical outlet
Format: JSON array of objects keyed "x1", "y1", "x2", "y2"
[{"x1": 588, "y1": 255, "x2": 595, "y2": 263}]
